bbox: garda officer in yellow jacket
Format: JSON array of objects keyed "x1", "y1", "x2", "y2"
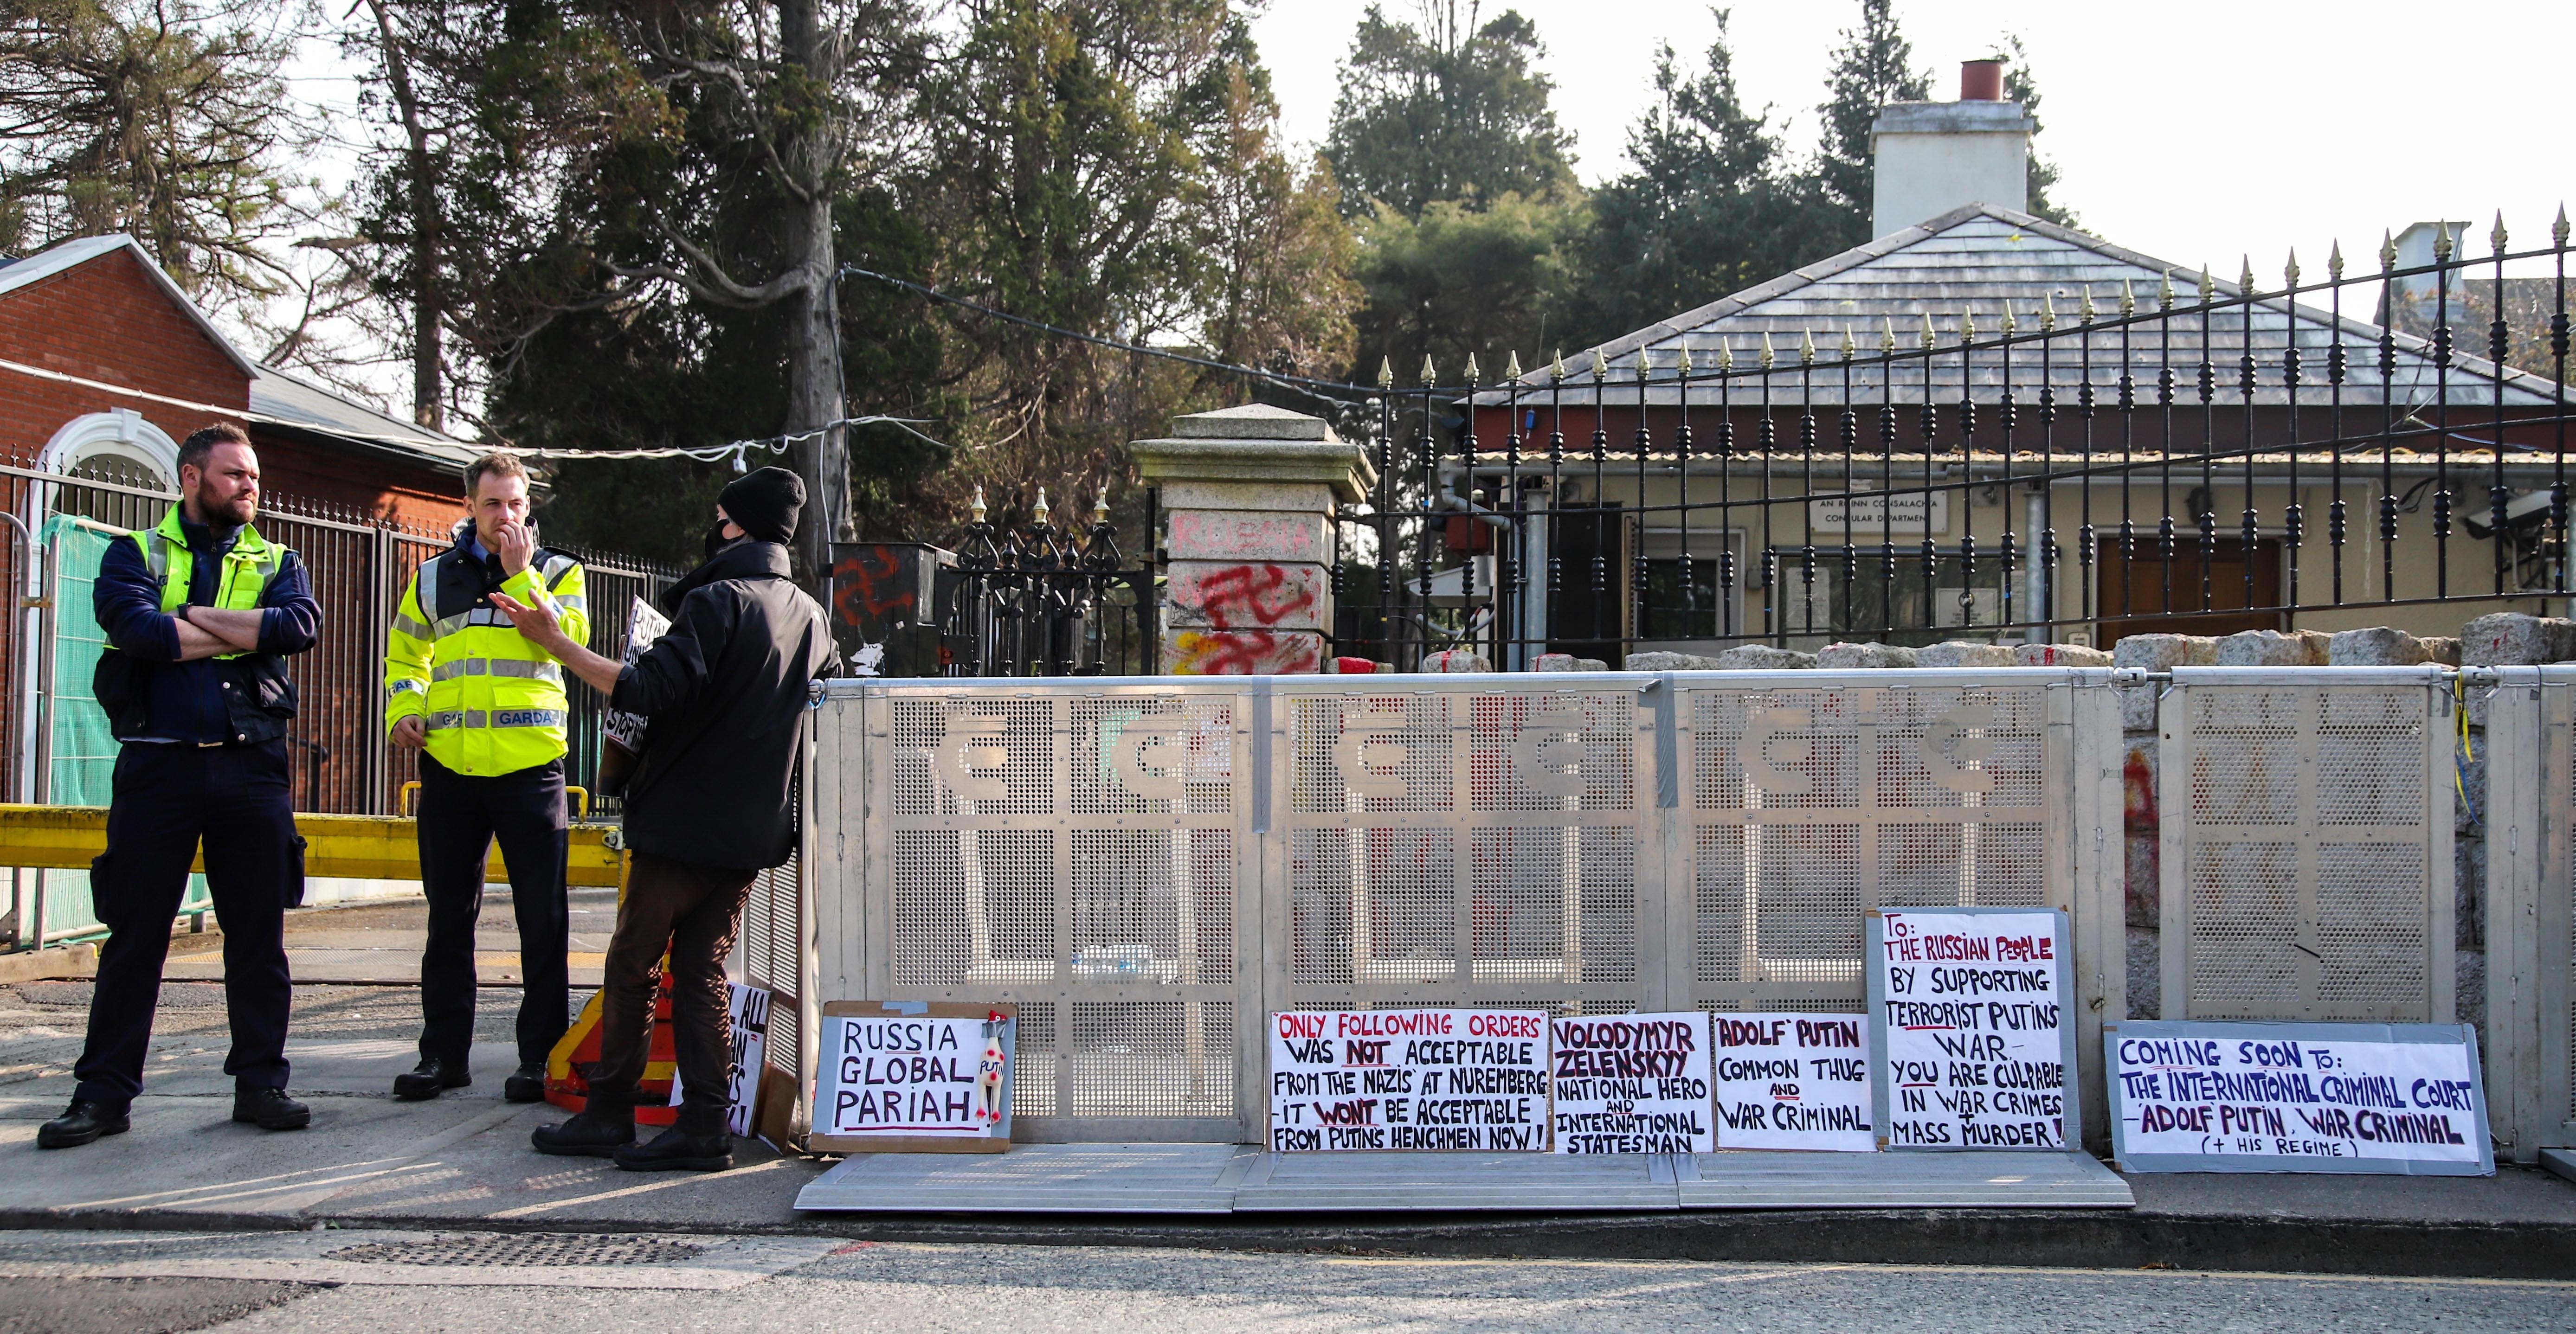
[{"x1": 385, "y1": 451, "x2": 588, "y2": 1103}]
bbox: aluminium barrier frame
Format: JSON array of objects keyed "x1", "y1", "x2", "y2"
[
  {"x1": 804, "y1": 668, "x2": 2132, "y2": 1149},
  {"x1": 2475, "y1": 666, "x2": 2575, "y2": 1163}
]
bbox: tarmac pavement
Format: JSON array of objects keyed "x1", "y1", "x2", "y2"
[{"x1": 0, "y1": 897, "x2": 2569, "y2": 1281}]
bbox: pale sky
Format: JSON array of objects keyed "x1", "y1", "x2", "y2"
[{"x1": 1249, "y1": 0, "x2": 2576, "y2": 281}]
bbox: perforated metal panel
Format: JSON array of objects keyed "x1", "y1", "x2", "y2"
[
  {"x1": 850, "y1": 680, "x2": 1253, "y2": 1141},
  {"x1": 1675, "y1": 674, "x2": 2062, "y2": 1014},
  {"x1": 2157, "y1": 668, "x2": 2452, "y2": 1023},
  {"x1": 736, "y1": 855, "x2": 803, "y2": 1082},
  {"x1": 1275, "y1": 677, "x2": 1652, "y2": 1016}
]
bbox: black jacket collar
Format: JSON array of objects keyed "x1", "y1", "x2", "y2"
[{"x1": 658, "y1": 540, "x2": 790, "y2": 615}]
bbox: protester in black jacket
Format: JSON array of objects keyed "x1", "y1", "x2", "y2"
[{"x1": 489, "y1": 467, "x2": 836, "y2": 1171}]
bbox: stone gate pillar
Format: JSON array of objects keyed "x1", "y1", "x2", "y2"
[{"x1": 1131, "y1": 404, "x2": 1374, "y2": 674}]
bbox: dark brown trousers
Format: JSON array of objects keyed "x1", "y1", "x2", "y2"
[{"x1": 588, "y1": 851, "x2": 755, "y2": 1133}]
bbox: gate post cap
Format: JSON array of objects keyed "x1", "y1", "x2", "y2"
[{"x1": 1132, "y1": 404, "x2": 1375, "y2": 504}]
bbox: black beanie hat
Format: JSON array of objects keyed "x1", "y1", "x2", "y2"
[{"x1": 718, "y1": 466, "x2": 804, "y2": 544}]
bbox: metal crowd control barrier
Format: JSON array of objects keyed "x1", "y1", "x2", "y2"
[
  {"x1": 2475, "y1": 666, "x2": 2575, "y2": 1164},
  {"x1": 807, "y1": 669, "x2": 2131, "y2": 1147},
  {"x1": 2155, "y1": 667, "x2": 2457, "y2": 1026}
]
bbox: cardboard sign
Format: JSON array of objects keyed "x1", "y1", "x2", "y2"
[
  {"x1": 602, "y1": 596, "x2": 667, "y2": 757},
  {"x1": 1711, "y1": 1013, "x2": 1874, "y2": 1152},
  {"x1": 1550, "y1": 1013, "x2": 1713, "y2": 1154},
  {"x1": 1269, "y1": 1009, "x2": 1550, "y2": 1151},
  {"x1": 2106, "y1": 1021, "x2": 2494, "y2": 1176},
  {"x1": 811, "y1": 1000, "x2": 1016, "y2": 1154},
  {"x1": 1866, "y1": 907, "x2": 2076, "y2": 1151},
  {"x1": 667, "y1": 982, "x2": 770, "y2": 1136}
]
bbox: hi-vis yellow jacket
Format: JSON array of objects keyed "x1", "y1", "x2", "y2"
[{"x1": 383, "y1": 534, "x2": 589, "y2": 776}]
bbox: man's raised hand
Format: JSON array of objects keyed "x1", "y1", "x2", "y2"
[{"x1": 487, "y1": 590, "x2": 562, "y2": 648}]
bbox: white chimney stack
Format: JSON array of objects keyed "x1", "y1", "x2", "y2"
[{"x1": 1869, "y1": 59, "x2": 2034, "y2": 238}]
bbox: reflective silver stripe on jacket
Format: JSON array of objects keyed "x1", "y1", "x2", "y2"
[
  {"x1": 423, "y1": 708, "x2": 567, "y2": 731},
  {"x1": 392, "y1": 612, "x2": 433, "y2": 639},
  {"x1": 428, "y1": 605, "x2": 515, "y2": 638},
  {"x1": 429, "y1": 657, "x2": 563, "y2": 685}
]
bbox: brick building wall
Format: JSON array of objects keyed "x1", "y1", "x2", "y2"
[{"x1": 0, "y1": 245, "x2": 466, "y2": 526}]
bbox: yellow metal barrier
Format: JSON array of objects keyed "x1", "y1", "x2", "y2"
[{"x1": 0, "y1": 803, "x2": 624, "y2": 888}]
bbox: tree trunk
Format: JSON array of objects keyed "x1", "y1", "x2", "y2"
[
  {"x1": 776, "y1": 0, "x2": 847, "y2": 581},
  {"x1": 367, "y1": 0, "x2": 443, "y2": 432}
]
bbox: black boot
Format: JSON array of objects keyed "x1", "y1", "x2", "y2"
[
  {"x1": 393, "y1": 1057, "x2": 472, "y2": 1101},
  {"x1": 614, "y1": 1123, "x2": 733, "y2": 1173},
  {"x1": 502, "y1": 1064, "x2": 547, "y2": 1104},
  {"x1": 233, "y1": 1088, "x2": 311, "y2": 1131},
  {"x1": 532, "y1": 1098, "x2": 634, "y2": 1157},
  {"x1": 37, "y1": 1099, "x2": 129, "y2": 1149}
]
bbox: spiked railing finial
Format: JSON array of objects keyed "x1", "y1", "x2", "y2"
[
  {"x1": 1800, "y1": 329, "x2": 1815, "y2": 364},
  {"x1": 2492, "y1": 211, "x2": 2509, "y2": 256},
  {"x1": 2284, "y1": 249, "x2": 2299, "y2": 289},
  {"x1": 1881, "y1": 317, "x2": 1898, "y2": 354},
  {"x1": 2197, "y1": 265, "x2": 2215, "y2": 304},
  {"x1": 2121, "y1": 280, "x2": 2137, "y2": 317},
  {"x1": 1463, "y1": 353, "x2": 1480, "y2": 384},
  {"x1": 2329, "y1": 240, "x2": 2344, "y2": 281},
  {"x1": 2158, "y1": 269, "x2": 2173, "y2": 310},
  {"x1": 2432, "y1": 224, "x2": 2454, "y2": 262},
  {"x1": 970, "y1": 486, "x2": 987, "y2": 525},
  {"x1": 1377, "y1": 357, "x2": 1394, "y2": 390},
  {"x1": 1420, "y1": 354, "x2": 1437, "y2": 386},
  {"x1": 1505, "y1": 350, "x2": 1522, "y2": 380},
  {"x1": 1760, "y1": 332, "x2": 1777, "y2": 370},
  {"x1": 2554, "y1": 205, "x2": 2570, "y2": 247},
  {"x1": 1676, "y1": 343, "x2": 1693, "y2": 375},
  {"x1": 2379, "y1": 230, "x2": 2398, "y2": 272},
  {"x1": 1593, "y1": 349, "x2": 1609, "y2": 380}
]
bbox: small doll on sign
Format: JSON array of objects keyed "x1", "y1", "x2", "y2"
[{"x1": 976, "y1": 1012, "x2": 1009, "y2": 1125}]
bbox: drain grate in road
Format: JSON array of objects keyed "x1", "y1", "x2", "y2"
[{"x1": 324, "y1": 1233, "x2": 710, "y2": 1268}]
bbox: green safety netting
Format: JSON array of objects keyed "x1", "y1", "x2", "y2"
[{"x1": 31, "y1": 515, "x2": 211, "y2": 941}]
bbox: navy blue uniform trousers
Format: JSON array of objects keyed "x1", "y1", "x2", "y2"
[
  {"x1": 414, "y1": 753, "x2": 569, "y2": 1069},
  {"x1": 73, "y1": 741, "x2": 298, "y2": 1107}
]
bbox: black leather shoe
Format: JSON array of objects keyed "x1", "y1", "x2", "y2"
[
  {"x1": 614, "y1": 1125, "x2": 733, "y2": 1173},
  {"x1": 393, "y1": 1058, "x2": 471, "y2": 1101},
  {"x1": 233, "y1": 1088, "x2": 311, "y2": 1131},
  {"x1": 531, "y1": 1111, "x2": 634, "y2": 1157},
  {"x1": 502, "y1": 1065, "x2": 546, "y2": 1103},
  {"x1": 37, "y1": 1099, "x2": 129, "y2": 1149}
]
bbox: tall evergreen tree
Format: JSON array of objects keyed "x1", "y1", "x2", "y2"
[
  {"x1": 1565, "y1": 13, "x2": 1842, "y2": 349},
  {"x1": 1322, "y1": 1, "x2": 1574, "y2": 218},
  {"x1": 1813, "y1": 0, "x2": 1929, "y2": 246},
  {"x1": 0, "y1": 0, "x2": 314, "y2": 329}
]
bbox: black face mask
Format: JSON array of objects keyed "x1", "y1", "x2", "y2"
[{"x1": 702, "y1": 521, "x2": 738, "y2": 562}]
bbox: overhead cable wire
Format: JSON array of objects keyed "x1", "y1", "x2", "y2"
[{"x1": 0, "y1": 355, "x2": 948, "y2": 466}]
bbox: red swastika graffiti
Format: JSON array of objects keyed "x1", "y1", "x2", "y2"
[{"x1": 1194, "y1": 564, "x2": 1315, "y2": 629}]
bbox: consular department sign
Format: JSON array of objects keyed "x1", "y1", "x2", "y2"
[{"x1": 1807, "y1": 489, "x2": 1949, "y2": 533}]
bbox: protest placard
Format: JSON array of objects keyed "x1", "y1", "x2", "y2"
[
  {"x1": 1550, "y1": 1013, "x2": 1712, "y2": 1154},
  {"x1": 667, "y1": 982, "x2": 770, "y2": 1136},
  {"x1": 1270, "y1": 1009, "x2": 1550, "y2": 1151},
  {"x1": 810, "y1": 1000, "x2": 1016, "y2": 1153},
  {"x1": 2106, "y1": 1021, "x2": 2493, "y2": 1175},
  {"x1": 1710, "y1": 1013, "x2": 1874, "y2": 1152},
  {"x1": 1866, "y1": 907, "x2": 2075, "y2": 1151}
]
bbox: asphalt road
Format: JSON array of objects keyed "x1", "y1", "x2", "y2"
[{"x1": 0, "y1": 1233, "x2": 2566, "y2": 1334}]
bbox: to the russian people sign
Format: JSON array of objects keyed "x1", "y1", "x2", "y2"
[{"x1": 1865, "y1": 907, "x2": 2076, "y2": 1150}]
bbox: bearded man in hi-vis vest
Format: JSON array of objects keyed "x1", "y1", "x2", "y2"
[
  {"x1": 42, "y1": 423, "x2": 321, "y2": 1149},
  {"x1": 383, "y1": 451, "x2": 588, "y2": 1105}
]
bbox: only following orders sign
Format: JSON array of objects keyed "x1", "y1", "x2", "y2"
[
  {"x1": 1269, "y1": 1009, "x2": 1551, "y2": 1151},
  {"x1": 1865, "y1": 906, "x2": 2077, "y2": 1151},
  {"x1": 2105, "y1": 1021, "x2": 2493, "y2": 1175}
]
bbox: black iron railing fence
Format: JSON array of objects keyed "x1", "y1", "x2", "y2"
[
  {"x1": 1332, "y1": 217, "x2": 2574, "y2": 668},
  {"x1": 1, "y1": 462, "x2": 683, "y2": 815},
  {"x1": 936, "y1": 487, "x2": 1158, "y2": 677}
]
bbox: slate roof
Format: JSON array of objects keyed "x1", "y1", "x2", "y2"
[{"x1": 1477, "y1": 204, "x2": 2563, "y2": 410}]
